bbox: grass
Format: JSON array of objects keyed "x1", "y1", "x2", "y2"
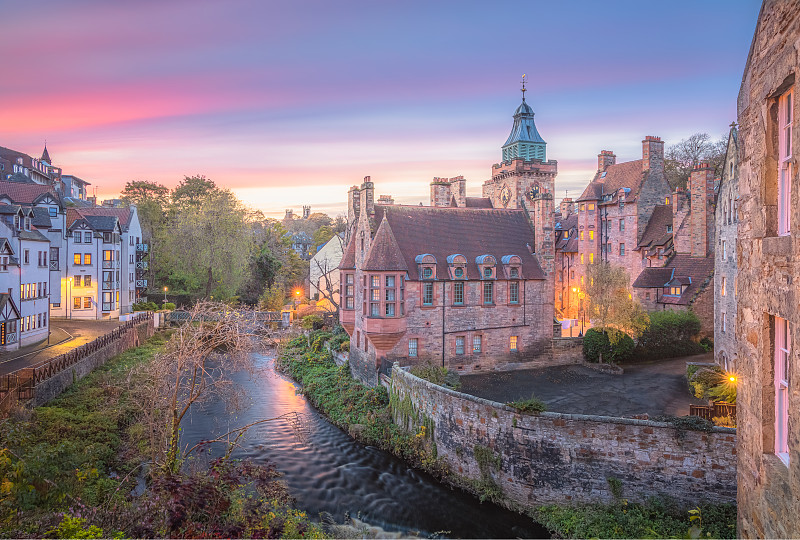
[
  {"x1": 507, "y1": 393, "x2": 547, "y2": 413},
  {"x1": 534, "y1": 498, "x2": 737, "y2": 539}
]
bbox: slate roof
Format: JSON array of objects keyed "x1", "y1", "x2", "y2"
[
  {"x1": 632, "y1": 267, "x2": 674, "y2": 288},
  {"x1": 19, "y1": 229, "x2": 49, "y2": 242},
  {"x1": 636, "y1": 205, "x2": 673, "y2": 249},
  {"x1": 363, "y1": 216, "x2": 409, "y2": 271},
  {"x1": 40, "y1": 145, "x2": 51, "y2": 164},
  {"x1": 555, "y1": 213, "x2": 578, "y2": 253},
  {"x1": 5, "y1": 172, "x2": 36, "y2": 184},
  {"x1": 578, "y1": 160, "x2": 646, "y2": 202},
  {"x1": 368, "y1": 204, "x2": 545, "y2": 281},
  {"x1": 73, "y1": 207, "x2": 132, "y2": 230},
  {"x1": 0, "y1": 204, "x2": 21, "y2": 215},
  {"x1": 464, "y1": 197, "x2": 493, "y2": 208},
  {"x1": 503, "y1": 99, "x2": 546, "y2": 147},
  {"x1": 339, "y1": 234, "x2": 356, "y2": 270},
  {"x1": 0, "y1": 180, "x2": 58, "y2": 204},
  {"x1": 632, "y1": 254, "x2": 714, "y2": 306},
  {"x1": 31, "y1": 207, "x2": 53, "y2": 229}
]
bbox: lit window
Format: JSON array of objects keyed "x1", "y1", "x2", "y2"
[
  {"x1": 473, "y1": 335, "x2": 482, "y2": 354},
  {"x1": 83, "y1": 297, "x2": 92, "y2": 309},
  {"x1": 483, "y1": 282, "x2": 493, "y2": 304},
  {"x1": 580, "y1": 254, "x2": 584, "y2": 264},
  {"x1": 84, "y1": 254, "x2": 91, "y2": 265},
  {"x1": 589, "y1": 231, "x2": 594, "y2": 241},
  {"x1": 371, "y1": 275, "x2": 380, "y2": 287},
  {"x1": 509, "y1": 281, "x2": 519, "y2": 303},
  {"x1": 510, "y1": 336, "x2": 518, "y2": 351},
  {"x1": 775, "y1": 316, "x2": 790, "y2": 465},
  {"x1": 589, "y1": 253, "x2": 594, "y2": 264},
  {"x1": 74, "y1": 253, "x2": 81, "y2": 265},
  {"x1": 721, "y1": 277, "x2": 726, "y2": 296},
  {"x1": 371, "y1": 289, "x2": 380, "y2": 301},
  {"x1": 588, "y1": 204, "x2": 594, "y2": 211},
  {"x1": 74, "y1": 297, "x2": 81, "y2": 310},
  {"x1": 779, "y1": 90, "x2": 793, "y2": 236},
  {"x1": 453, "y1": 282, "x2": 464, "y2": 305},
  {"x1": 580, "y1": 231, "x2": 584, "y2": 241},
  {"x1": 455, "y1": 336, "x2": 465, "y2": 355},
  {"x1": 408, "y1": 338, "x2": 418, "y2": 357},
  {"x1": 580, "y1": 203, "x2": 585, "y2": 212},
  {"x1": 423, "y1": 283, "x2": 433, "y2": 305}
]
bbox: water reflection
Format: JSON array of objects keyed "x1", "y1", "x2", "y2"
[{"x1": 179, "y1": 353, "x2": 548, "y2": 539}]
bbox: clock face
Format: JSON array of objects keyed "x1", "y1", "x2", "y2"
[
  {"x1": 500, "y1": 184, "x2": 511, "y2": 206},
  {"x1": 526, "y1": 184, "x2": 540, "y2": 200}
]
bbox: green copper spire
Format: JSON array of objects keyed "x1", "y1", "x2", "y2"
[{"x1": 502, "y1": 75, "x2": 546, "y2": 162}]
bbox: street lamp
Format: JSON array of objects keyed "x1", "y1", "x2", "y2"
[
  {"x1": 577, "y1": 289, "x2": 586, "y2": 337},
  {"x1": 163, "y1": 286, "x2": 168, "y2": 303},
  {"x1": 67, "y1": 277, "x2": 73, "y2": 320}
]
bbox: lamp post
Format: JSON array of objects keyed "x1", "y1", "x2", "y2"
[
  {"x1": 294, "y1": 288, "x2": 302, "y2": 309},
  {"x1": 163, "y1": 286, "x2": 168, "y2": 303},
  {"x1": 577, "y1": 289, "x2": 586, "y2": 337},
  {"x1": 67, "y1": 277, "x2": 72, "y2": 320}
]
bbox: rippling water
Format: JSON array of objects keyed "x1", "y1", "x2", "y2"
[{"x1": 179, "y1": 353, "x2": 549, "y2": 538}]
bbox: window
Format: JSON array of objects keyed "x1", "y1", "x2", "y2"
[
  {"x1": 580, "y1": 254, "x2": 584, "y2": 264},
  {"x1": 775, "y1": 316, "x2": 790, "y2": 465},
  {"x1": 408, "y1": 338, "x2": 418, "y2": 357},
  {"x1": 84, "y1": 232, "x2": 92, "y2": 243},
  {"x1": 74, "y1": 275, "x2": 81, "y2": 287},
  {"x1": 422, "y1": 267, "x2": 433, "y2": 279},
  {"x1": 580, "y1": 203, "x2": 585, "y2": 212},
  {"x1": 346, "y1": 297, "x2": 354, "y2": 309},
  {"x1": 423, "y1": 283, "x2": 434, "y2": 305},
  {"x1": 104, "y1": 250, "x2": 113, "y2": 262},
  {"x1": 483, "y1": 282, "x2": 493, "y2": 304},
  {"x1": 73, "y1": 230, "x2": 81, "y2": 242},
  {"x1": 85, "y1": 275, "x2": 91, "y2": 287},
  {"x1": 371, "y1": 289, "x2": 380, "y2": 301},
  {"x1": 371, "y1": 275, "x2": 379, "y2": 288},
  {"x1": 48, "y1": 207, "x2": 57, "y2": 218},
  {"x1": 74, "y1": 297, "x2": 81, "y2": 310},
  {"x1": 473, "y1": 335, "x2": 482, "y2": 354},
  {"x1": 23, "y1": 249, "x2": 29, "y2": 265},
  {"x1": 667, "y1": 225, "x2": 673, "y2": 233},
  {"x1": 670, "y1": 286, "x2": 681, "y2": 295},
  {"x1": 84, "y1": 297, "x2": 92, "y2": 309},
  {"x1": 453, "y1": 281, "x2": 464, "y2": 305},
  {"x1": 370, "y1": 303, "x2": 379, "y2": 316},
  {"x1": 103, "y1": 232, "x2": 112, "y2": 243},
  {"x1": 455, "y1": 336, "x2": 465, "y2": 355},
  {"x1": 580, "y1": 231, "x2": 584, "y2": 241},
  {"x1": 721, "y1": 312, "x2": 727, "y2": 333},
  {"x1": 589, "y1": 231, "x2": 594, "y2": 241},
  {"x1": 721, "y1": 277, "x2": 726, "y2": 296},
  {"x1": 385, "y1": 303, "x2": 395, "y2": 316},
  {"x1": 509, "y1": 281, "x2": 519, "y2": 303},
  {"x1": 722, "y1": 240, "x2": 726, "y2": 260},
  {"x1": 0, "y1": 256, "x2": 7, "y2": 271},
  {"x1": 620, "y1": 243, "x2": 625, "y2": 256},
  {"x1": 483, "y1": 267, "x2": 492, "y2": 279},
  {"x1": 589, "y1": 253, "x2": 594, "y2": 264},
  {"x1": 779, "y1": 90, "x2": 793, "y2": 236},
  {"x1": 510, "y1": 267, "x2": 519, "y2": 278},
  {"x1": 619, "y1": 219, "x2": 625, "y2": 231},
  {"x1": 454, "y1": 267, "x2": 464, "y2": 278},
  {"x1": 84, "y1": 253, "x2": 91, "y2": 265},
  {"x1": 385, "y1": 288, "x2": 395, "y2": 301},
  {"x1": 510, "y1": 336, "x2": 518, "y2": 351},
  {"x1": 588, "y1": 203, "x2": 595, "y2": 211}
]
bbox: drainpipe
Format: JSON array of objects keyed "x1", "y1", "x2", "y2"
[{"x1": 441, "y1": 280, "x2": 445, "y2": 368}]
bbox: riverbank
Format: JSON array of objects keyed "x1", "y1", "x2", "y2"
[
  {"x1": 278, "y1": 328, "x2": 737, "y2": 539},
  {"x1": 0, "y1": 331, "x2": 326, "y2": 539}
]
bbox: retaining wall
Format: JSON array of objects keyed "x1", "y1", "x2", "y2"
[
  {"x1": 391, "y1": 365, "x2": 736, "y2": 506},
  {"x1": 32, "y1": 321, "x2": 155, "y2": 407}
]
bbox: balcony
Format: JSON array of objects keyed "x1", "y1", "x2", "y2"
[
  {"x1": 102, "y1": 261, "x2": 114, "y2": 269},
  {"x1": 135, "y1": 261, "x2": 149, "y2": 270},
  {"x1": 136, "y1": 279, "x2": 148, "y2": 288},
  {"x1": 102, "y1": 302, "x2": 112, "y2": 312},
  {"x1": 49, "y1": 260, "x2": 59, "y2": 271},
  {"x1": 136, "y1": 243, "x2": 149, "y2": 253}
]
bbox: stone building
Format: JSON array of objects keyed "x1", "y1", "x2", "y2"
[
  {"x1": 309, "y1": 233, "x2": 344, "y2": 311},
  {"x1": 714, "y1": 125, "x2": 739, "y2": 372},
  {"x1": 554, "y1": 211, "x2": 578, "y2": 318},
  {"x1": 736, "y1": 1, "x2": 800, "y2": 537},
  {"x1": 340, "y1": 91, "x2": 555, "y2": 385}
]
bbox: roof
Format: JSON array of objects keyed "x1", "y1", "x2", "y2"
[
  {"x1": 66, "y1": 208, "x2": 119, "y2": 231},
  {"x1": 0, "y1": 293, "x2": 21, "y2": 320},
  {"x1": 62, "y1": 174, "x2": 91, "y2": 186},
  {"x1": 632, "y1": 254, "x2": 714, "y2": 306},
  {"x1": 5, "y1": 172, "x2": 36, "y2": 184},
  {"x1": 578, "y1": 159, "x2": 645, "y2": 202},
  {"x1": 18, "y1": 229, "x2": 49, "y2": 242},
  {"x1": 363, "y1": 216, "x2": 409, "y2": 271},
  {"x1": 636, "y1": 205, "x2": 673, "y2": 249},
  {"x1": 30, "y1": 207, "x2": 53, "y2": 229},
  {"x1": 369, "y1": 204, "x2": 546, "y2": 280},
  {"x1": 502, "y1": 99, "x2": 546, "y2": 148},
  {"x1": 73, "y1": 206, "x2": 132, "y2": 230},
  {"x1": 339, "y1": 234, "x2": 356, "y2": 270},
  {"x1": 464, "y1": 197, "x2": 493, "y2": 208},
  {"x1": 555, "y1": 213, "x2": 578, "y2": 253},
  {"x1": 40, "y1": 145, "x2": 51, "y2": 164},
  {"x1": 0, "y1": 180, "x2": 58, "y2": 205}
]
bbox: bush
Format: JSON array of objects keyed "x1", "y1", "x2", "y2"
[
  {"x1": 409, "y1": 363, "x2": 461, "y2": 390},
  {"x1": 688, "y1": 364, "x2": 737, "y2": 403},
  {"x1": 582, "y1": 328, "x2": 634, "y2": 363},
  {"x1": 132, "y1": 301, "x2": 158, "y2": 312},
  {"x1": 161, "y1": 302, "x2": 176, "y2": 311},
  {"x1": 635, "y1": 310, "x2": 704, "y2": 360},
  {"x1": 300, "y1": 314, "x2": 324, "y2": 330},
  {"x1": 507, "y1": 394, "x2": 546, "y2": 413}
]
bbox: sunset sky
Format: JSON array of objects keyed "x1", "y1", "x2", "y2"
[{"x1": 1, "y1": 0, "x2": 761, "y2": 218}]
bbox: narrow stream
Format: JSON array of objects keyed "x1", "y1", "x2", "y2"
[{"x1": 179, "y1": 353, "x2": 549, "y2": 538}]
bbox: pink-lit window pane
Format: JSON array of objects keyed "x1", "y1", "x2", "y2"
[{"x1": 775, "y1": 316, "x2": 790, "y2": 465}]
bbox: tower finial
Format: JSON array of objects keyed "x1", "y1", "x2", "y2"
[{"x1": 520, "y1": 74, "x2": 527, "y2": 102}]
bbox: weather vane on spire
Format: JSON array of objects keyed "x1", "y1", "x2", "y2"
[{"x1": 521, "y1": 74, "x2": 527, "y2": 101}]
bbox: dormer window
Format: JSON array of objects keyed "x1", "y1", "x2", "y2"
[
  {"x1": 510, "y1": 267, "x2": 519, "y2": 278},
  {"x1": 423, "y1": 267, "x2": 433, "y2": 279},
  {"x1": 667, "y1": 225, "x2": 673, "y2": 233},
  {"x1": 475, "y1": 255, "x2": 496, "y2": 280},
  {"x1": 483, "y1": 267, "x2": 492, "y2": 278},
  {"x1": 454, "y1": 267, "x2": 464, "y2": 278},
  {"x1": 24, "y1": 217, "x2": 30, "y2": 231},
  {"x1": 415, "y1": 254, "x2": 437, "y2": 281}
]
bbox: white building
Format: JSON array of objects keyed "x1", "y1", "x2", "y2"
[{"x1": 309, "y1": 233, "x2": 344, "y2": 312}]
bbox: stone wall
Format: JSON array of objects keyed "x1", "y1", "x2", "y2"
[
  {"x1": 391, "y1": 366, "x2": 737, "y2": 506},
  {"x1": 714, "y1": 129, "x2": 738, "y2": 372},
  {"x1": 736, "y1": 1, "x2": 800, "y2": 537},
  {"x1": 552, "y1": 337, "x2": 583, "y2": 364},
  {"x1": 32, "y1": 320, "x2": 154, "y2": 407}
]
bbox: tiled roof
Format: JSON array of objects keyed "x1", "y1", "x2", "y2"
[
  {"x1": 19, "y1": 229, "x2": 48, "y2": 242},
  {"x1": 632, "y1": 267, "x2": 674, "y2": 288},
  {"x1": 363, "y1": 216, "x2": 409, "y2": 271},
  {"x1": 577, "y1": 160, "x2": 645, "y2": 202},
  {"x1": 637, "y1": 205, "x2": 673, "y2": 249},
  {"x1": 464, "y1": 197, "x2": 493, "y2": 208},
  {"x1": 339, "y1": 234, "x2": 356, "y2": 270},
  {"x1": 632, "y1": 254, "x2": 714, "y2": 306},
  {"x1": 371, "y1": 204, "x2": 546, "y2": 280},
  {"x1": 0, "y1": 180, "x2": 57, "y2": 204},
  {"x1": 73, "y1": 207, "x2": 132, "y2": 230}
]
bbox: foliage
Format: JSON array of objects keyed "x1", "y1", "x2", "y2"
[
  {"x1": 583, "y1": 328, "x2": 635, "y2": 363},
  {"x1": 161, "y1": 302, "x2": 176, "y2": 311},
  {"x1": 585, "y1": 262, "x2": 649, "y2": 345},
  {"x1": 635, "y1": 310, "x2": 704, "y2": 360},
  {"x1": 507, "y1": 394, "x2": 547, "y2": 414},
  {"x1": 301, "y1": 314, "x2": 324, "y2": 330},
  {"x1": 665, "y1": 132, "x2": 728, "y2": 190},
  {"x1": 259, "y1": 284, "x2": 287, "y2": 311},
  {"x1": 607, "y1": 477, "x2": 624, "y2": 499},
  {"x1": 276, "y1": 334, "x2": 445, "y2": 473},
  {"x1": 651, "y1": 415, "x2": 715, "y2": 433},
  {"x1": 687, "y1": 364, "x2": 737, "y2": 403},
  {"x1": 409, "y1": 363, "x2": 461, "y2": 390},
  {"x1": 699, "y1": 336, "x2": 714, "y2": 352},
  {"x1": 132, "y1": 301, "x2": 159, "y2": 312},
  {"x1": 470, "y1": 445, "x2": 503, "y2": 503},
  {"x1": 534, "y1": 498, "x2": 736, "y2": 539}
]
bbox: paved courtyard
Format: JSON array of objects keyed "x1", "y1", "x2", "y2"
[
  {"x1": 0, "y1": 318, "x2": 124, "y2": 376},
  {"x1": 459, "y1": 353, "x2": 712, "y2": 418}
]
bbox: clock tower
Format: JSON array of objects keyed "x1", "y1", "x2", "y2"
[{"x1": 483, "y1": 77, "x2": 557, "y2": 274}]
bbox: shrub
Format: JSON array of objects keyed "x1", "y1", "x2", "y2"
[
  {"x1": 583, "y1": 328, "x2": 634, "y2": 363},
  {"x1": 409, "y1": 363, "x2": 461, "y2": 390},
  {"x1": 688, "y1": 364, "x2": 737, "y2": 403},
  {"x1": 507, "y1": 394, "x2": 546, "y2": 414},
  {"x1": 635, "y1": 310, "x2": 704, "y2": 360},
  {"x1": 300, "y1": 314, "x2": 324, "y2": 330},
  {"x1": 161, "y1": 302, "x2": 176, "y2": 311},
  {"x1": 132, "y1": 301, "x2": 159, "y2": 312}
]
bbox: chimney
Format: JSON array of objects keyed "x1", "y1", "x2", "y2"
[
  {"x1": 449, "y1": 176, "x2": 466, "y2": 207},
  {"x1": 377, "y1": 194, "x2": 394, "y2": 205},
  {"x1": 689, "y1": 162, "x2": 715, "y2": 258},
  {"x1": 597, "y1": 150, "x2": 616, "y2": 172},
  {"x1": 284, "y1": 209, "x2": 293, "y2": 221},
  {"x1": 430, "y1": 177, "x2": 453, "y2": 207},
  {"x1": 361, "y1": 176, "x2": 375, "y2": 217},
  {"x1": 560, "y1": 197, "x2": 574, "y2": 216},
  {"x1": 302, "y1": 205, "x2": 311, "y2": 219},
  {"x1": 642, "y1": 136, "x2": 664, "y2": 175}
]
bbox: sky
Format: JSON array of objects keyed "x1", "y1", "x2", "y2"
[{"x1": 0, "y1": 0, "x2": 762, "y2": 219}]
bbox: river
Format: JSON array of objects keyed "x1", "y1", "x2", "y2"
[{"x1": 179, "y1": 353, "x2": 549, "y2": 538}]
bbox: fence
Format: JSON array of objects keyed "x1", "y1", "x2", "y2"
[
  {"x1": 689, "y1": 402, "x2": 737, "y2": 422},
  {"x1": 0, "y1": 312, "x2": 153, "y2": 412}
]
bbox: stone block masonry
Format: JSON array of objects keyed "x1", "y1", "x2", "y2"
[{"x1": 391, "y1": 365, "x2": 736, "y2": 506}]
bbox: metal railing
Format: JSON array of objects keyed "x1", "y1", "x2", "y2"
[
  {"x1": 689, "y1": 402, "x2": 737, "y2": 422},
  {"x1": 136, "y1": 244, "x2": 149, "y2": 253},
  {"x1": 136, "y1": 279, "x2": 148, "y2": 288},
  {"x1": 135, "y1": 261, "x2": 148, "y2": 270},
  {"x1": 49, "y1": 260, "x2": 59, "y2": 271}
]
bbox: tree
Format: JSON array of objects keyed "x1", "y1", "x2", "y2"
[
  {"x1": 664, "y1": 132, "x2": 727, "y2": 189},
  {"x1": 171, "y1": 175, "x2": 217, "y2": 211},
  {"x1": 585, "y1": 262, "x2": 649, "y2": 349},
  {"x1": 160, "y1": 188, "x2": 254, "y2": 299},
  {"x1": 119, "y1": 180, "x2": 169, "y2": 241}
]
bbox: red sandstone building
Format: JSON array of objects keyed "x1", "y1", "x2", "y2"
[{"x1": 340, "y1": 91, "x2": 556, "y2": 385}]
